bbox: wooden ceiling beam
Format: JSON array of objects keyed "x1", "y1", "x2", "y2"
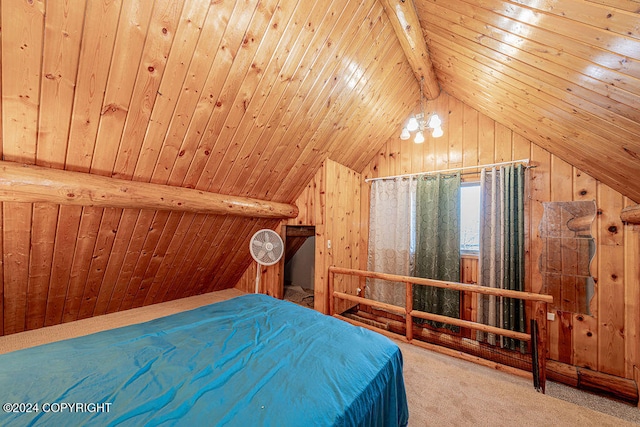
[
  {"x1": 378, "y1": 0, "x2": 440, "y2": 99},
  {"x1": 0, "y1": 161, "x2": 298, "y2": 219}
]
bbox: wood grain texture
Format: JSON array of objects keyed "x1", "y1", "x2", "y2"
[
  {"x1": 378, "y1": 0, "x2": 439, "y2": 98},
  {"x1": 0, "y1": 161, "x2": 298, "y2": 219},
  {"x1": 621, "y1": 204, "x2": 640, "y2": 224},
  {"x1": 416, "y1": 0, "x2": 640, "y2": 203},
  {"x1": 360, "y1": 91, "x2": 639, "y2": 384}
]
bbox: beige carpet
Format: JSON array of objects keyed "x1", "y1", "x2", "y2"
[
  {"x1": 398, "y1": 340, "x2": 639, "y2": 426},
  {"x1": 284, "y1": 285, "x2": 314, "y2": 308},
  {"x1": 0, "y1": 289, "x2": 638, "y2": 426}
]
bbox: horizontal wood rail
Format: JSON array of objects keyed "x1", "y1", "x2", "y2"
[
  {"x1": 333, "y1": 292, "x2": 405, "y2": 315},
  {"x1": 621, "y1": 204, "x2": 640, "y2": 224},
  {"x1": 329, "y1": 266, "x2": 553, "y2": 303},
  {"x1": 328, "y1": 266, "x2": 552, "y2": 392}
]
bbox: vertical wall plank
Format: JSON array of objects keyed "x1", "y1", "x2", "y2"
[
  {"x1": 572, "y1": 166, "x2": 599, "y2": 369},
  {"x1": 448, "y1": 96, "x2": 463, "y2": 169},
  {"x1": 549, "y1": 155, "x2": 575, "y2": 363},
  {"x1": 597, "y1": 184, "x2": 626, "y2": 377},
  {"x1": 530, "y1": 144, "x2": 554, "y2": 359},
  {"x1": 359, "y1": 167, "x2": 371, "y2": 270},
  {"x1": 494, "y1": 122, "x2": 512, "y2": 163},
  {"x1": 325, "y1": 161, "x2": 337, "y2": 307},
  {"x1": 624, "y1": 220, "x2": 640, "y2": 378},
  {"x1": 477, "y1": 114, "x2": 495, "y2": 165},
  {"x1": 399, "y1": 138, "x2": 413, "y2": 174},
  {"x1": 462, "y1": 104, "x2": 479, "y2": 168},
  {"x1": 433, "y1": 93, "x2": 449, "y2": 170}
]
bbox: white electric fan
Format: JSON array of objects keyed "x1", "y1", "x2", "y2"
[{"x1": 249, "y1": 229, "x2": 284, "y2": 294}]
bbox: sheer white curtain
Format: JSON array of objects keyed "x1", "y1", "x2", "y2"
[{"x1": 366, "y1": 178, "x2": 416, "y2": 307}]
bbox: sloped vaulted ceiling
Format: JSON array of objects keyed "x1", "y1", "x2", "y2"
[
  {"x1": 0, "y1": 0, "x2": 418, "y2": 334},
  {"x1": 412, "y1": 0, "x2": 640, "y2": 203}
]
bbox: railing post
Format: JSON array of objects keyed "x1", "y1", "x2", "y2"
[
  {"x1": 328, "y1": 267, "x2": 335, "y2": 316},
  {"x1": 532, "y1": 300, "x2": 547, "y2": 393},
  {"x1": 328, "y1": 266, "x2": 553, "y2": 389},
  {"x1": 405, "y1": 281, "x2": 413, "y2": 341}
]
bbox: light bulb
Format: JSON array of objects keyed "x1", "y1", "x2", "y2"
[
  {"x1": 427, "y1": 114, "x2": 442, "y2": 129},
  {"x1": 406, "y1": 117, "x2": 419, "y2": 132},
  {"x1": 400, "y1": 128, "x2": 410, "y2": 140},
  {"x1": 414, "y1": 131, "x2": 425, "y2": 144},
  {"x1": 432, "y1": 126, "x2": 443, "y2": 138}
]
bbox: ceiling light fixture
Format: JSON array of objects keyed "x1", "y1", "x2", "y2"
[{"x1": 400, "y1": 77, "x2": 443, "y2": 143}]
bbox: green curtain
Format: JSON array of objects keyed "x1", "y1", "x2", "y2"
[
  {"x1": 502, "y1": 165, "x2": 526, "y2": 351},
  {"x1": 413, "y1": 173, "x2": 461, "y2": 331}
]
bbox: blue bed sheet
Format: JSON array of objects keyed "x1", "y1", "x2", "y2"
[{"x1": 0, "y1": 294, "x2": 408, "y2": 426}]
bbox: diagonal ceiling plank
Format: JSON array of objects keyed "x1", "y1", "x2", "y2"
[{"x1": 378, "y1": 0, "x2": 440, "y2": 98}]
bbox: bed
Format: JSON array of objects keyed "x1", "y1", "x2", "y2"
[{"x1": 0, "y1": 293, "x2": 409, "y2": 426}]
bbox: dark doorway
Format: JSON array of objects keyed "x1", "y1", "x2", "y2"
[{"x1": 283, "y1": 226, "x2": 315, "y2": 309}]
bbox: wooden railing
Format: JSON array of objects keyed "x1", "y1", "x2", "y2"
[{"x1": 328, "y1": 266, "x2": 553, "y2": 392}]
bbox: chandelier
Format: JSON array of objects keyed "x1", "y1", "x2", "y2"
[{"x1": 400, "y1": 77, "x2": 443, "y2": 143}]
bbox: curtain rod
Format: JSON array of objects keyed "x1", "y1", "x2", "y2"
[{"x1": 364, "y1": 159, "x2": 530, "y2": 182}]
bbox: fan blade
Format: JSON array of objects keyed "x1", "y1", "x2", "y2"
[
  {"x1": 257, "y1": 249, "x2": 267, "y2": 260},
  {"x1": 263, "y1": 231, "x2": 270, "y2": 243}
]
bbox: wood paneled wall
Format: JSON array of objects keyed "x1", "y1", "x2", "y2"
[
  {"x1": 235, "y1": 159, "x2": 361, "y2": 314},
  {"x1": 360, "y1": 92, "x2": 640, "y2": 382}
]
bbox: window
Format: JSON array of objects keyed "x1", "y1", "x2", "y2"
[{"x1": 460, "y1": 183, "x2": 480, "y2": 254}]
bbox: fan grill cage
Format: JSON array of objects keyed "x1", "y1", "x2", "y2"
[{"x1": 249, "y1": 229, "x2": 284, "y2": 266}]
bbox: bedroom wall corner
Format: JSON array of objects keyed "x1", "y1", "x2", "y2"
[
  {"x1": 357, "y1": 92, "x2": 640, "y2": 388},
  {"x1": 233, "y1": 159, "x2": 362, "y2": 315}
]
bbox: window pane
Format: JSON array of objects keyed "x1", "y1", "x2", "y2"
[{"x1": 460, "y1": 184, "x2": 480, "y2": 253}]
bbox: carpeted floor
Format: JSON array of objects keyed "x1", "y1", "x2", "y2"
[
  {"x1": 283, "y1": 284, "x2": 314, "y2": 308},
  {"x1": 397, "y1": 339, "x2": 640, "y2": 426},
  {"x1": 0, "y1": 289, "x2": 638, "y2": 426}
]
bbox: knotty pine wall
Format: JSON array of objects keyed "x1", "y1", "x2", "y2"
[
  {"x1": 360, "y1": 92, "x2": 640, "y2": 383},
  {"x1": 235, "y1": 159, "x2": 361, "y2": 314}
]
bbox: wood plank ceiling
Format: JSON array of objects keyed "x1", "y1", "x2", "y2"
[
  {"x1": 0, "y1": 0, "x2": 417, "y2": 335},
  {"x1": 412, "y1": 0, "x2": 640, "y2": 203},
  {"x1": 1, "y1": 0, "x2": 639, "y2": 335}
]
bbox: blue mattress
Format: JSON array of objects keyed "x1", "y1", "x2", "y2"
[{"x1": 0, "y1": 294, "x2": 408, "y2": 426}]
